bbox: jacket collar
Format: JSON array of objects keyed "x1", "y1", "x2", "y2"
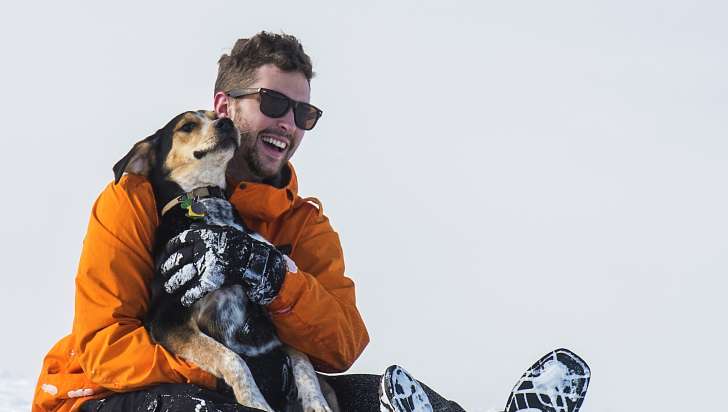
[{"x1": 227, "y1": 162, "x2": 298, "y2": 222}]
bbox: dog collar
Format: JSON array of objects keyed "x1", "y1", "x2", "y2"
[{"x1": 160, "y1": 186, "x2": 226, "y2": 218}]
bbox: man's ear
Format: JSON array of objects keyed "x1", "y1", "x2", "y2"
[
  {"x1": 213, "y1": 91, "x2": 230, "y2": 119},
  {"x1": 112, "y1": 133, "x2": 159, "y2": 184}
]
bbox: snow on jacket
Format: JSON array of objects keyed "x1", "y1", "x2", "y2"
[{"x1": 32, "y1": 164, "x2": 369, "y2": 412}]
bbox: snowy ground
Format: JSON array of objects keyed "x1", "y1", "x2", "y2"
[{"x1": 0, "y1": 371, "x2": 34, "y2": 412}]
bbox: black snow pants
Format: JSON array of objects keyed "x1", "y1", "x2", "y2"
[{"x1": 79, "y1": 374, "x2": 466, "y2": 411}]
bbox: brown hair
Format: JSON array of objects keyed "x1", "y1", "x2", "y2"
[{"x1": 214, "y1": 31, "x2": 314, "y2": 94}]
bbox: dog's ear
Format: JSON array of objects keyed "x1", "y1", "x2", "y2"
[{"x1": 113, "y1": 133, "x2": 160, "y2": 184}]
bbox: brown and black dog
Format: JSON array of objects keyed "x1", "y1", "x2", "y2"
[{"x1": 113, "y1": 110, "x2": 337, "y2": 412}]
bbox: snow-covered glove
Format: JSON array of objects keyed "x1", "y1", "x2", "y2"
[
  {"x1": 159, "y1": 225, "x2": 287, "y2": 306},
  {"x1": 159, "y1": 225, "x2": 241, "y2": 307},
  {"x1": 234, "y1": 234, "x2": 288, "y2": 305}
]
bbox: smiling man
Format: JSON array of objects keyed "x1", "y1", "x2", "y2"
[
  {"x1": 219, "y1": 64, "x2": 315, "y2": 185},
  {"x1": 33, "y1": 32, "x2": 462, "y2": 412}
]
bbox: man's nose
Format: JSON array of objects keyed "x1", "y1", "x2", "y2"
[{"x1": 276, "y1": 107, "x2": 296, "y2": 132}]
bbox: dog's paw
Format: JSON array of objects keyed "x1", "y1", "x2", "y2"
[
  {"x1": 232, "y1": 384, "x2": 275, "y2": 412},
  {"x1": 301, "y1": 398, "x2": 332, "y2": 412}
]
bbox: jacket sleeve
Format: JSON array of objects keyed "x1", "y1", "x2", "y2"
[
  {"x1": 72, "y1": 176, "x2": 217, "y2": 391},
  {"x1": 266, "y1": 205, "x2": 370, "y2": 373}
]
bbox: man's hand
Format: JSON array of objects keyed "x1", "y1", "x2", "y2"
[
  {"x1": 235, "y1": 234, "x2": 289, "y2": 305},
  {"x1": 159, "y1": 224, "x2": 288, "y2": 306},
  {"x1": 158, "y1": 225, "x2": 238, "y2": 307}
]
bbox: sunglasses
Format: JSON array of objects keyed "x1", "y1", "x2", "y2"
[{"x1": 227, "y1": 87, "x2": 323, "y2": 131}]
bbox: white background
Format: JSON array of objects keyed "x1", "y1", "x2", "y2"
[{"x1": 1, "y1": 1, "x2": 726, "y2": 411}]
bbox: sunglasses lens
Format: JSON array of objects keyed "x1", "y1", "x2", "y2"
[
  {"x1": 294, "y1": 104, "x2": 320, "y2": 130},
  {"x1": 259, "y1": 91, "x2": 290, "y2": 118},
  {"x1": 252, "y1": 88, "x2": 321, "y2": 130}
]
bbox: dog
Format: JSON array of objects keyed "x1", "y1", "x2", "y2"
[{"x1": 112, "y1": 110, "x2": 337, "y2": 412}]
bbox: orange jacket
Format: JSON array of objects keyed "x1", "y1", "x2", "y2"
[{"x1": 33, "y1": 164, "x2": 369, "y2": 412}]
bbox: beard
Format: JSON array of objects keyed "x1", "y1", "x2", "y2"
[
  {"x1": 240, "y1": 129, "x2": 272, "y2": 178},
  {"x1": 227, "y1": 108, "x2": 295, "y2": 183},
  {"x1": 228, "y1": 129, "x2": 290, "y2": 183}
]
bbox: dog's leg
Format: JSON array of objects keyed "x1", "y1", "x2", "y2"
[
  {"x1": 284, "y1": 346, "x2": 335, "y2": 412},
  {"x1": 164, "y1": 325, "x2": 275, "y2": 412},
  {"x1": 317, "y1": 375, "x2": 340, "y2": 412}
]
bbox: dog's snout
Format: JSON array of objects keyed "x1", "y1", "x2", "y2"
[{"x1": 216, "y1": 117, "x2": 234, "y2": 131}]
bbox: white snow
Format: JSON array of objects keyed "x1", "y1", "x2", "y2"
[
  {"x1": 40, "y1": 383, "x2": 57, "y2": 395},
  {"x1": 67, "y1": 388, "x2": 95, "y2": 398},
  {"x1": 164, "y1": 263, "x2": 197, "y2": 294},
  {"x1": 199, "y1": 198, "x2": 244, "y2": 231},
  {"x1": 283, "y1": 254, "x2": 298, "y2": 272},
  {"x1": 0, "y1": 371, "x2": 34, "y2": 412},
  {"x1": 531, "y1": 359, "x2": 576, "y2": 403},
  {"x1": 379, "y1": 366, "x2": 432, "y2": 412},
  {"x1": 161, "y1": 251, "x2": 183, "y2": 272},
  {"x1": 191, "y1": 396, "x2": 207, "y2": 412}
]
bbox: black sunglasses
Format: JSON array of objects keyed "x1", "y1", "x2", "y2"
[{"x1": 227, "y1": 87, "x2": 323, "y2": 131}]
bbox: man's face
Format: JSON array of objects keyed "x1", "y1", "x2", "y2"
[{"x1": 216, "y1": 64, "x2": 311, "y2": 182}]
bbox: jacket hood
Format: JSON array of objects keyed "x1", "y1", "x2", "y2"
[{"x1": 227, "y1": 162, "x2": 299, "y2": 222}]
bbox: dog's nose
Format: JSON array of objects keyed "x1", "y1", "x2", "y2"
[{"x1": 216, "y1": 117, "x2": 234, "y2": 131}]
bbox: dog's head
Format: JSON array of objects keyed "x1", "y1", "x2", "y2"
[{"x1": 113, "y1": 110, "x2": 240, "y2": 195}]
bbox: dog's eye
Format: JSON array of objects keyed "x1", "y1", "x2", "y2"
[{"x1": 180, "y1": 122, "x2": 196, "y2": 133}]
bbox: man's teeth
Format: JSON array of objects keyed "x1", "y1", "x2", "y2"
[{"x1": 262, "y1": 136, "x2": 288, "y2": 150}]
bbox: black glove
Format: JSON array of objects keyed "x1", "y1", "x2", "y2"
[
  {"x1": 160, "y1": 224, "x2": 288, "y2": 306},
  {"x1": 236, "y1": 233, "x2": 289, "y2": 305}
]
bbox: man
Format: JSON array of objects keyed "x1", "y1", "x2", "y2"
[{"x1": 33, "y1": 32, "x2": 461, "y2": 411}]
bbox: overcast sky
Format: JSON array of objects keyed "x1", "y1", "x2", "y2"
[{"x1": 1, "y1": 1, "x2": 726, "y2": 411}]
